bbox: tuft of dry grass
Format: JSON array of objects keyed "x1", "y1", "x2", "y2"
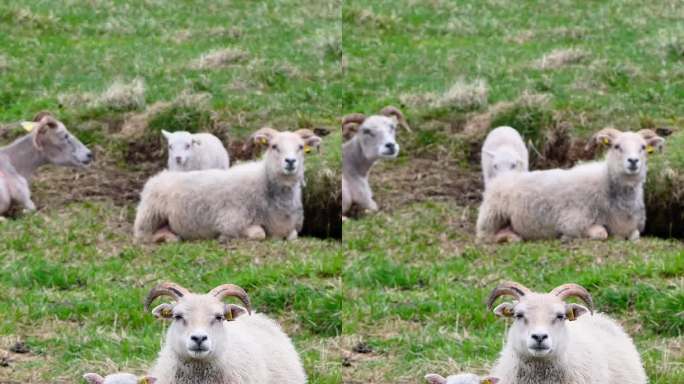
[
  {"x1": 93, "y1": 78, "x2": 146, "y2": 110},
  {"x1": 433, "y1": 78, "x2": 488, "y2": 110},
  {"x1": 533, "y1": 48, "x2": 589, "y2": 69},
  {"x1": 191, "y1": 48, "x2": 249, "y2": 69}
]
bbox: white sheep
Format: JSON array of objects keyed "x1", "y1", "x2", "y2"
[
  {"x1": 83, "y1": 373, "x2": 156, "y2": 384},
  {"x1": 425, "y1": 373, "x2": 499, "y2": 384},
  {"x1": 486, "y1": 281, "x2": 647, "y2": 384},
  {"x1": 481, "y1": 126, "x2": 528, "y2": 187},
  {"x1": 145, "y1": 282, "x2": 306, "y2": 384},
  {"x1": 476, "y1": 128, "x2": 665, "y2": 242},
  {"x1": 342, "y1": 106, "x2": 408, "y2": 216},
  {"x1": 134, "y1": 128, "x2": 321, "y2": 243},
  {"x1": 0, "y1": 112, "x2": 93, "y2": 217},
  {"x1": 162, "y1": 130, "x2": 230, "y2": 171}
]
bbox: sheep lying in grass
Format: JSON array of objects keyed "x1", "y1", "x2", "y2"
[
  {"x1": 162, "y1": 130, "x2": 230, "y2": 171},
  {"x1": 145, "y1": 282, "x2": 306, "y2": 384},
  {"x1": 0, "y1": 112, "x2": 93, "y2": 218},
  {"x1": 342, "y1": 106, "x2": 408, "y2": 217},
  {"x1": 487, "y1": 282, "x2": 646, "y2": 384},
  {"x1": 83, "y1": 373, "x2": 156, "y2": 384},
  {"x1": 134, "y1": 128, "x2": 321, "y2": 242},
  {"x1": 476, "y1": 128, "x2": 665, "y2": 242},
  {"x1": 481, "y1": 126, "x2": 528, "y2": 188},
  {"x1": 425, "y1": 373, "x2": 499, "y2": 384}
]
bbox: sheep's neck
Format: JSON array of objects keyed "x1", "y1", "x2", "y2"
[
  {"x1": 267, "y1": 179, "x2": 300, "y2": 208},
  {"x1": 0, "y1": 134, "x2": 48, "y2": 180},
  {"x1": 514, "y1": 356, "x2": 572, "y2": 384},
  {"x1": 607, "y1": 168, "x2": 643, "y2": 211},
  {"x1": 343, "y1": 138, "x2": 375, "y2": 179},
  {"x1": 174, "y1": 360, "x2": 226, "y2": 384}
]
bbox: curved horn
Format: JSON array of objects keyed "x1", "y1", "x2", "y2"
[
  {"x1": 380, "y1": 105, "x2": 412, "y2": 132},
  {"x1": 242, "y1": 126, "x2": 280, "y2": 153},
  {"x1": 144, "y1": 282, "x2": 190, "y2": 311},
  {"x1": 486, "y1": 281, "x2": 532, "y2": 310},
  {"x1": 550, "y1": 283, "x2": 594, "y2": 313},
  {"x1": 209, "y1": 284, "x2": 252, "y2": 314},
  {"x1": 341, "y1": 113, "x2": 366, "y2": 127}
]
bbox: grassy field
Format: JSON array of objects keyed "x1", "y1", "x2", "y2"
[
  {"x1": 343, "y1": 1, "x2": 683, "y2": 383},
  {"x1": 0, "y1": 1, "x2": 342, "y2": 383}
]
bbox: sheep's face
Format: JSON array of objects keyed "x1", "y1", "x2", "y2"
[
  {"x1": 358, "y1": 116, "x2": 400, "y2": 160},
  {"x1": 255, "y1": 131, "x2": 322, "y2": 179},
  {"x1": 152, "y1": 294, "x2": 248, "y2": 361},
  {"x1": 32, "y1": 115, "x2": 93, "y2": 167},
  {"x1": 594, "y1": 129, "x2": 665, "y2": 179},
  {"x1": 494, "y1": 293, "x2": 589, "y2": 359},
  {"x1": 485, "y1": 149, "x2": 524, "y2": 179},
  {"x1": 163, "y1": 130, "x2": 198, "y2": 168},
  {"x1": 82, "y1": 373, "x2": 157, "y2": 384}
]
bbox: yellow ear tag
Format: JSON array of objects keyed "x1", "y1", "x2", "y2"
[
  {"x1": 602, "y1": 138, "x2": 610, "y2": 146},
  {"x1": 21, "y1": 122, "x2": 38, "y2": 132},
  {"x1": 646, "y1": 145, "x2": 654, "y2": 154},
  {"x1": 138, "y1": 378, "x2": 149, "y2": 384},
  {"x1": 566, "y1": 310, "x2": 575, "y2": 321},
  {"x1": 161, "y1": 308, "x2": 173, "y2": 318},
  {"x1": 225, "y1": 309, "x2": 233, "y2": 321},
  {"x1": 482, "y1": 380, "x2": 493, "y2": 384},
  {"x1": 259, "y1": 138, "x2": 268, "y2": 145},
  {"x1": 304, "y1": 145, "x2": 312, "y2": 154}
]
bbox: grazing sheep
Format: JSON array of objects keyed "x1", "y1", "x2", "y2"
[
  {"x1": 162, "y1": 130, "x2": 230, "y2": 171},
  {"x1": 342, "y1": 106, "x2": 408, "y2": 216},
  {"x1": 425, "y1": 373, "x2": 499, "y2": 384},
  {"x1": 481, "y1": 126, "x2": 528, "y2": 187},
  {"x1": 134, "y1": 128, "x2": 321, "y2": 242},
  {"x1": 476, "y1": 128, "x2": 665, "y2": 242},
  {"x1": 487, "y1": 281, "x2": 647, "y2": 384},
  {"x1": 0, "y1": 112, "x2": 93, "y2": 217},
  {"x1": 145, "y1": 282, "x2": 306, "y2": 384},
  {"x1": 83, "y1": 373, "x2": 156, "y2": 384}
]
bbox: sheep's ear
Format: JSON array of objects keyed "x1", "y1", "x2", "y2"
[
  {"x1": 588, "y1": 128, "x2": 621, "y2": 151},
  {"x1": 161, "y1": 130, "x2": 171, "y2": 140},
  {"x1": 224, "y1": 304, "x2": 249, "y2": 321},
  {"x1": 303, "y1": 135, "x2": 322, "y2": 152},
  {"x1": 139, "y1": 376, "x2": 157, "y2": 384},
  {"x1": 83, "y1": 373, "x2": 104, "y2": 384},
  {"x1": 424, "y1": 374, "x2": 447, "y2": 384},
  {"x1": 253, "y1": 133, "x2": 271, "y2": 146},
  {"x1": 152, "y1": 303, "x2": 174, "y2": 320},
  {"x1": 565, "y1": 303, "x2": 589, "y2": 321},
  {"x1": 342, "y1": 122, "x2": 360, "y2": 140},
  {"x1": 481, "y1": 377, "x2": 500, "y2": 384},
  {"x1": 638, "y1": 130, "x2": 665, "y2": 153},
  {"x1": 493, "y1": 302, "x2": 515, "y2": 318}
]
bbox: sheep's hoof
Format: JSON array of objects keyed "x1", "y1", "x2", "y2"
[
  {"x1": 587, "y1": 225, "x2": 608, "y2": 240},
  {"x1": 286, "y1": 230, "x2": 298, "y2": 241},
  {"x1": 152, "y1": 228, "x2": 180, "y2": 243},
  {"x1": 494, "y1": 228, "x2": 522, "y2": 243},
  {"x1": 244, "y1": 226, "x2": 266, "y2": 241},
  {"x1": 628, "y1": 230, "x2": 640, "y2": 241}
]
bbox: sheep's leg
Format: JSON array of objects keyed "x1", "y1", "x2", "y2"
[
  {"x1": 0, "y1": 180, "x2": 10, "y2": 218},
  {"x1": 586, "y1": 225, "x2": 608, "y2": 240},
  {"x1": 133, "y1": 203, "x2": 167, "y2": 243},
  {"x1": 241, "y1": 225, "x2": 266, "y2": 241},
  {"x1": 14, "y1": 178, "x2": 36, "y2": 212},
  {"x1": 152, "y1": 227, "x2": 179, "y2": 243},
  {"x1": 286, "y1": 229, "x2": 298, "y2": 241},
  {"x1": 628, "y1": 229, "x2": 640, "y2": 241},
  {"x1": 475, "y1": 202, "x2": 507, "y2": 243},
  {"x1": 494, "y1": 227, "x2": 522, "y2": 243}
]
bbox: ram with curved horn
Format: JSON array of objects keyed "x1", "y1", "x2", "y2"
[
  {"x1": 146, "y1": 282, "x2": 306, "y2": 384},
  {"x1": 487, "y1": 281, "x2": 646, "y2": 384}
]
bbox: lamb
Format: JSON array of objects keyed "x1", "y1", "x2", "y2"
[
  {"x1": 342, "y1": 106, "x2": 408, "y2": 217},
  {"x1": 162, "y1": 130, "x2": 230, "y2": 171},
  {"x1": 83, "y1": 373, "x2": 156, "y2": 384},
  {"x1": 144, "y1": 282, "x2": 306, "y2": 384},
  {"x1": 486, "y1": 281, "x2": 647, "y2": 384},
  {"x1": 481, "y1": 126, "x2": 528, "y2": 187},
  {"x1": 0, "y1": 112, "x2": 93, "y2": 217},
  {"x1": 476, "y1": 128, "x2": 665, "y2": 242},
  {"x1": 425, "y1": 373, "x2": 499, "y2": 384},
  {"x1": 134, "y1": 128, "x2": 321, "y2": 242}
]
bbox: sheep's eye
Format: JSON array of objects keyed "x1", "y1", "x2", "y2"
[
  {"x1": 614, "y1": 144, "x2": 620, "y2": 150},
  {"x1": 514, "y1": 313, "x2": 524, "y2": 319},
  {"x1": 363, "y1": 129, "x2": 373, "y2": 136},
  {"x1": 641, "y1": 145, "x2": 646, "y2": 151},
  {"x1": 215, "y1": 315, "x2": 225, "y2": 322},
  {"x1": 185, "y1": 144, "x2": 191, "y2": 150},
  {"x1": 298, "y1": 144, "x2": 304, "y2": 151},
  {"x1": 173, "y1": 314, "x2": 184, "y2": 321},
  {"x1": 556, "y1": 314, "x2": 566, "y2": 321},
  {"x1": 510, "y1": 164, "x2": 516, "y2": 170},
  {"x1": 271, "y1": 144, "x2": 278, "y2": 150}
]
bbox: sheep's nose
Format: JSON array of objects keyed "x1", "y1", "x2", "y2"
[
  {"x1": 191, "y1": 334, "x2": 208, "y2": 345},
  {"x1": 627, "y1": 158, "x2": 639, "y2": 166},
  {"x1": 385, "y1": 142, "x2": 396, "y2": 151},
  {"x1": 285, "y1": 158, "x2": 296, "y2": 167},
  {"x1": 175, "y1": 156, "x2": 182, "y2": 164},
  {"x1": 531, "y1": 333, "x2": 548, "y2": 343}
]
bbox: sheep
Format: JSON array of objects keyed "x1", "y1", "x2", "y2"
[
  {"x1": 162, "y1": 130, "x2": 230, "y2": 171},
  {"x1": 476, "y1": 128, "x2": 665, "y2": 242},
  {"x1": 481, "y1": 126, "x2": 528, "y2": 188},
  {"x1": 425, "y1": 373, "x2": 499, "y2": 384},
  {"x1": 342, "y1": 106, "x2": 409, "y2": 217},
  {"x1": 0, "y1": 112, "x2": 93, "y2": 218},
  {"x1": 144, "y1": 282, "x2": 306, "y2": 384},
  {"x1": 134, "y1": 128, "x2": 321, "y2": 243},
  {"x1": 486, "y1": 281, "x2": 647, "y2": 384},
  {"x1": 83, "y1": 373, "x2": 156, "y2": 384}
]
